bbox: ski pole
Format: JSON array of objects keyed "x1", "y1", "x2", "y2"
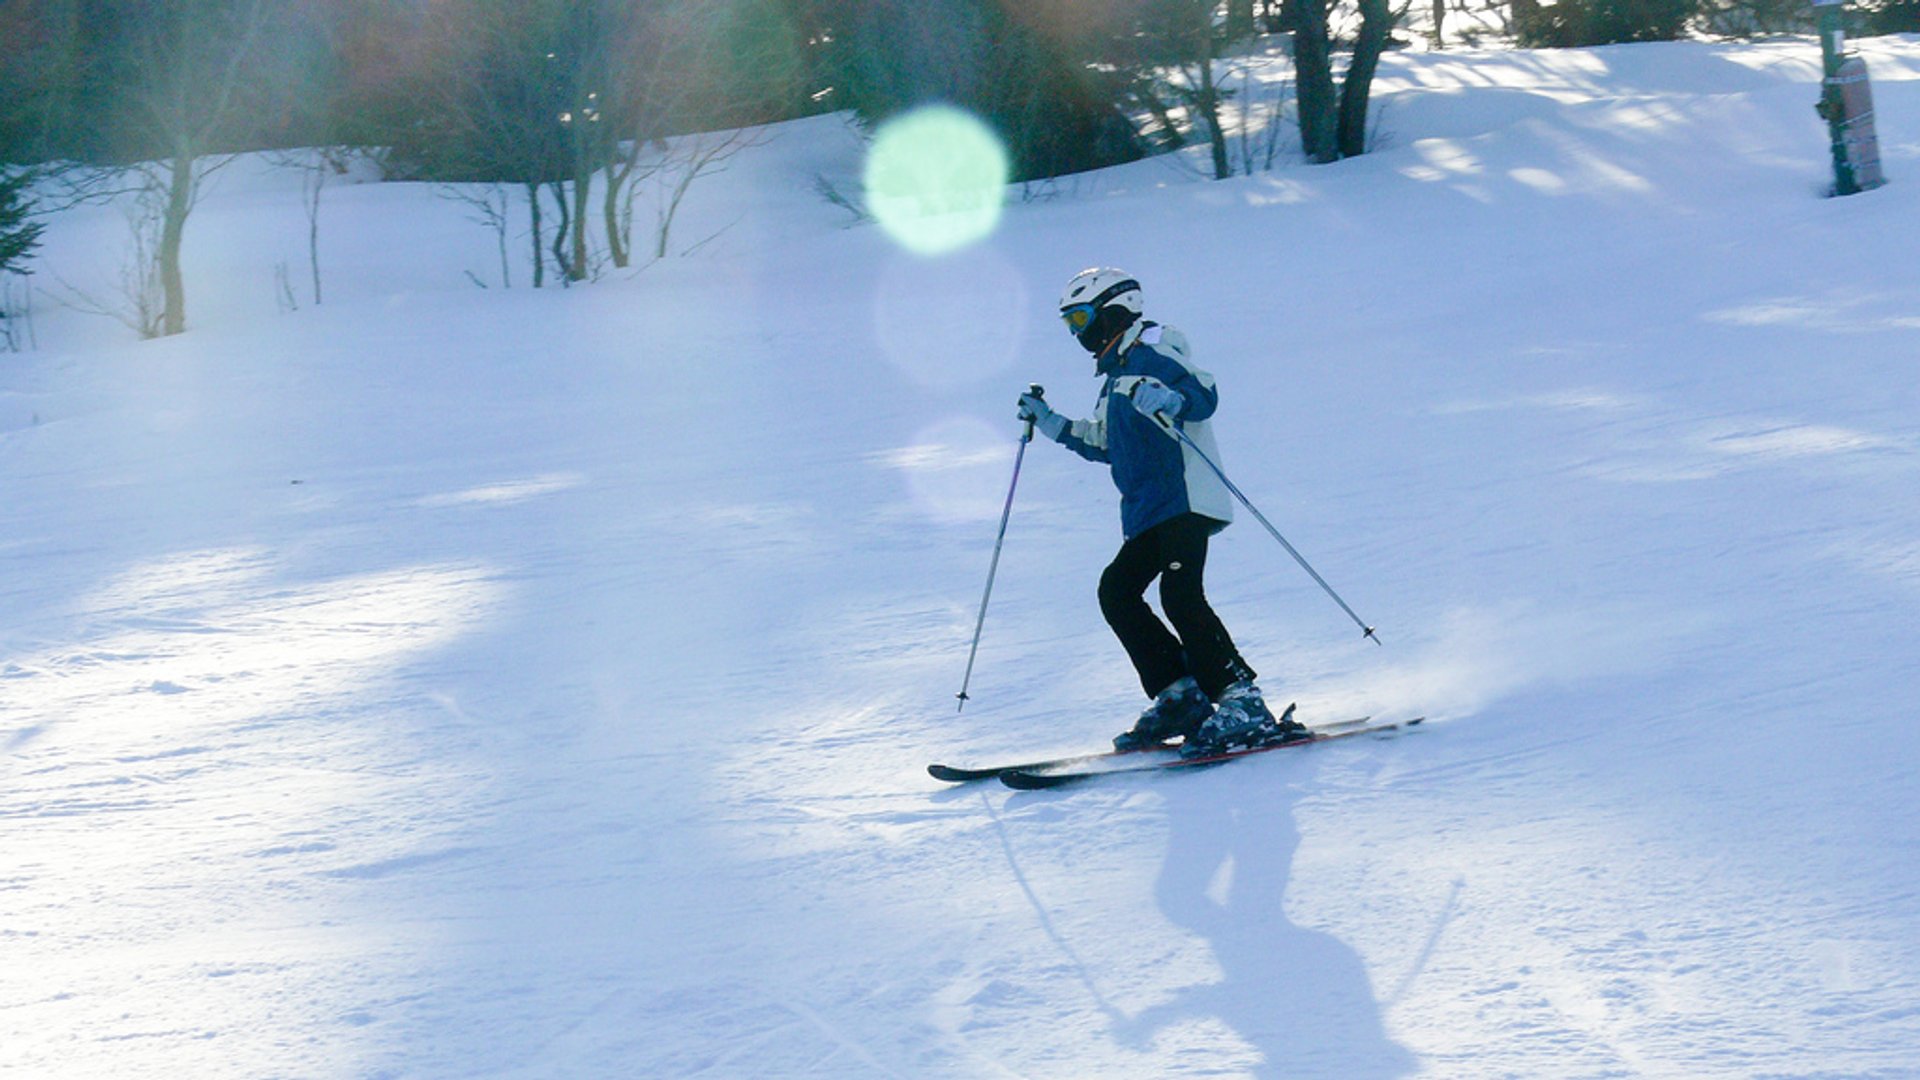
[
  {"x1": 1150, "y1": 409, "x2": 1381, "y2": 646},
  {"x1": 957, "y1": 384, "x2": 1044, "y2": 711}
]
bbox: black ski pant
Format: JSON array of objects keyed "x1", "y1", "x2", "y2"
[{"x1": 1098, "y1": 512, "x2": 1257, "y2": 702}]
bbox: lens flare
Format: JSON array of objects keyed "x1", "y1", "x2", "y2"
[
  {"x1": 864, "y1": 106, "x2": 1009, "y2": 256},
  {"x1": 876, "y1": 416, "x2": 1017, "y2": 524}
]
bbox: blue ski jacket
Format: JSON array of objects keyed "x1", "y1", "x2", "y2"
[{"x1": 1054, "y1": 321, "x2": 1235, "y2": 540}]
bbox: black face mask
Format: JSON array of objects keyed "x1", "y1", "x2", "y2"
[{"x1": 1075, "y1": 305, "x2": 1139, "y2": 358}]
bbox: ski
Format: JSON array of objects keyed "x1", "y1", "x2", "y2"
[
  {"x1": 929, "y1": 745, "x2": 1163, "y2": 783},
  {"x1": 999, "y1": 717, "x2": 1423, "y2": 789},
  {"x1": 928, "y1": 714, "x2": 1380, "y2": 784}
]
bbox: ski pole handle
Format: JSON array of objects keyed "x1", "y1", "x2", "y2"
[{"x1": 1020, "y1": 383, "x2": 1045, "y2": 443}]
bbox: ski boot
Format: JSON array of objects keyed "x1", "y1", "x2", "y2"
[
  {"x1": 1180, "y1": 682, "x2": 1306, "y2": 758},
  {"x1": 1113, "y1": 676, "x2": 1213, "y2": 751}
]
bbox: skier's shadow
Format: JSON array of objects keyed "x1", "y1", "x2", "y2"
[{"x1": 1119, "y1": 770, "x2": 1416, "y2": 1078}]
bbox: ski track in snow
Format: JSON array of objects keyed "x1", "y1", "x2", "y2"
[{"x1": 5, "y1": 37, "x2": 1920, "y2": 1079}]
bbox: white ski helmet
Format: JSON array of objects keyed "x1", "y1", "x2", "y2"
[{"x1": 1058, "y1": 267, "x2": 1142, "y2": 336}]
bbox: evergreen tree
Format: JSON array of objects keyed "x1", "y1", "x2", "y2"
[
  {"x1": 0, "y1": 170, "x2": 44, "y2": 280},
  {"x1": 1515, "y1": 0, "x2": 1697, "y2": 45},
  {"x1": 1863, "y1": 0, "x2": 1920, "y2": 31}
]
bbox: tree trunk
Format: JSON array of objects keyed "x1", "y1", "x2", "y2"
[
  {"x1": 158, "y1": 151, "x2": 194, "y2": 336},
  {"x1": 1287, "y1": 0, "x2": 1339, "y2": 163},
  {"x1": 526, "y1": 181, "x2": 545, "y2": 289},
  {"x1": 603, "y1": 158, "x2": 632, "y2": 269},
  {"x1": 1198, "y1": 51, "x2": 1231, "y2": 180},
  {"x1": 495, "y1": 188, "x2": 511, "y2": 289},
  {"x1": 548, "y1": 181, "x2": 571, "y2": 286},
  {"x1": 1145, "y1": 95, "x2": 1187, "y2": 150},
  {"x1": 1187, "y1": 4, "x2": 1232, "y2": 181},
  {"x1": 655, "y1": 172, "x2": 683, "y2": 260},
  {"x1": 570, "y1": 166, "x2": 591, "y2": 281},
  {"x1": 1337, "y1": 0, "x2": 1393, "y2": 159},
  {"x1": 305, "y1": 164, "x2": 324, "y2": 305}
]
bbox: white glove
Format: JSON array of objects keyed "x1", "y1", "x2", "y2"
[
  {"x1": 1130, "y1": 381, "x2": 1186, "y2": 420},
  {"x1": 1018, "y1": 392, "x2": 1069, "y2": 441}
]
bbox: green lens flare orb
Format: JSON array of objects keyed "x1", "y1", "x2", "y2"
[{"x1": 864, "y1": 106, "x2": 1009, "y2": 256}]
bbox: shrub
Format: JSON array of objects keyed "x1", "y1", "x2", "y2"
[{"x1": 1516, "y1": 0, "x2": 1699, "y2": 46}]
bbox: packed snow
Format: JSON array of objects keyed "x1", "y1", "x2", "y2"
[{"x1": 5, "y1": 38, "x2": 1920, "y2": 1078}]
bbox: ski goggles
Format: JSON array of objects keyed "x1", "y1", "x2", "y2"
[{"x1": 1060, "y1": 303, "x2": 1098, "y2": 335}]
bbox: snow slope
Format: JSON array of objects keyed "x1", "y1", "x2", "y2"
[{"x1": 5, "y1": 38, "x2": 1920, "y2": 1078}]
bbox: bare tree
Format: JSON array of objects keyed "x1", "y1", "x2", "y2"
[
  {"x1": 103, "y1": 0, "x2": 277, "y2": 336},
  {"x1": 46, "y1": 185, "x2": 168, "y2": 339},
  {"x1": 644, "y1": 130, "x2": 762, "y2": 262},
  {"x1": 1338, "y1": 0, "x2": 1396, "y2": 158},
  {"x1": 442, "y1": 183, "x2": 517, "y2": 289},
  {"x1": 548, "y1": 0, "x2": 615, "y2": 283},
  {"x1": 412, "y1": 1, "x2": 572, "y2": 288},
  {"x1": 547, "y1": 177, "x2": 573, "y2": 283},
  {"x1": 1097, "y1": 1, "x2": 1237, "y2": 179},
  {"x1": 1231, "y1": 68, "x2": 1292, "y2": 175},
  {"x1": 415, "y1": 0, "x2": 795, "y2": 283},
  {"x1": 1163, "y1": 0, "x2": 1234, "y2": 181},
  {"x1": 269, "y1": 146, "x2": 372, "y2": 307},
  {"x1": 1287, "y1": 0, "x2": 1341, "y2": 163},
  {"x1": 594, "y1": 0, "x2": 789, "y2": 269},
  {"x1": 1284, "y1": 0, "x2": 1397, "y2": 163}
]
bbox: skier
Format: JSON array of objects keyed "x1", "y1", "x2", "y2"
[{"x1": 1017, "y1": 268, "x2": 1306, "y2": 757}]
